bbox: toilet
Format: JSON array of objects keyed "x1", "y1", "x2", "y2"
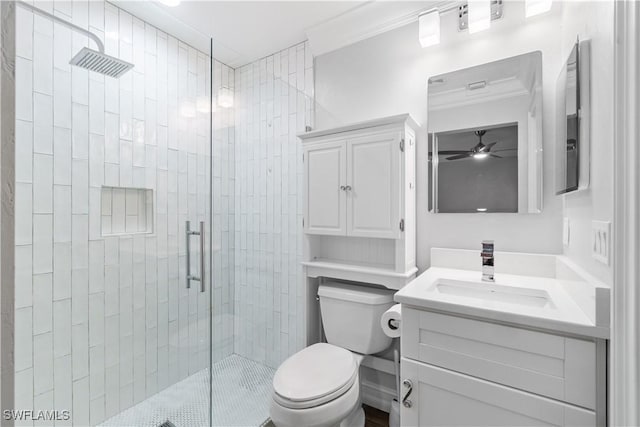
[{"x1": 270, "y1": 282, "x2": 395, "y2": 427}]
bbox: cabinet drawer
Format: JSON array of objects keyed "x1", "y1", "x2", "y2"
[
  {"x1": 402, "y1": 308, "x2": 596, "y2": 409},
  {"x1": 401, "y1": 358, "x2": 596, "y2": 427}
]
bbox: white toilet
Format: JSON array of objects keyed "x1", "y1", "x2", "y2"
[{"x1": 270, "y1": 282, "x2": 395, "y2": 427}]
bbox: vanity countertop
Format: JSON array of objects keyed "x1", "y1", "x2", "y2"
[{"x1": 394, "y1": 248, "x2": 610, "y2": 339}]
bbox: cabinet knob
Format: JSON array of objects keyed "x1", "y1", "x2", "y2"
[
  {"x1": 345, "y1": 185, "x2": 352, "y2": 191},
  {"x1": 340, "y1": 185, "x2": 346, "y2": 191}
]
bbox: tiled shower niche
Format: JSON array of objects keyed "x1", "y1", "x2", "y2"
[{"x1": 101, "y1": 186, "x2": 153, "y2": 235}]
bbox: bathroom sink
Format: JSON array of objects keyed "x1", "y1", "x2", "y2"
[{"x1": 431, "y1": 278, "x2": 553, "y2": 308}]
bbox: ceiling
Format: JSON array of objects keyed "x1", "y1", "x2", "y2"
[{"x1": 114, "y1": 0, "x2": 442, "y2": 68}]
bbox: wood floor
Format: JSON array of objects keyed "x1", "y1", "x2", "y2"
[{"x1": 363, "y1": 404, "x2": 390, "y2": 427}]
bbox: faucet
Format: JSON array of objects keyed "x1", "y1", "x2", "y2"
[{"x1": 481, "y1": 240, "x2": 495, "y2": 282}]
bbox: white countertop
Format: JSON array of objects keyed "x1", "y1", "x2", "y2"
[{"x1": 394, "y1": 249, "x2": 610, "y2": 339}]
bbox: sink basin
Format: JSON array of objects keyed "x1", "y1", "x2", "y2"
[{"x1": 432, "y1": 278, "x2": 553, "y2": 308}]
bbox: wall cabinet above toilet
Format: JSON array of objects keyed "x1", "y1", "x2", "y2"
[
  {"x1": 301, "y1": 115, "x2": 417, "y2": 240},
  {"x1": 300, "y1": 115, "x2": 420, "y2": 290}
]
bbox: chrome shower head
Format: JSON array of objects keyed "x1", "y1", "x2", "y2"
[{"x1": 69, "y1": 47, "x2": 134, "y2": 78}]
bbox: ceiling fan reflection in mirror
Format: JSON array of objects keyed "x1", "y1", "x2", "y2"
[{"x1": 438, "y1": 130, "x2": 514, "y2": 161}]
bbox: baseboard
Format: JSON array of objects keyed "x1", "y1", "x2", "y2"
[{"x1": 361, "y1": 378, "x2": 396, "y2": 413}]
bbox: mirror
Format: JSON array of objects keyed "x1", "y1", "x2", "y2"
[
  {"x1": 555, "y1": 40, "x2": 590, "y2": 195},
  {"x1": 428, "y1": 52, "x2": 543, "y2": 213}
]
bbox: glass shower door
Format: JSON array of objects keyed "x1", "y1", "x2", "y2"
[{"x1": 11, "y1": 1, "x2": 214, "y2": 425}]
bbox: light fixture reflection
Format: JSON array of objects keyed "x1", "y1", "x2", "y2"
[
  {"x1": 468, "y1": 0, "x2": 491, "y2": 34},
  {"x1": 419, "y1": 9, "x2": 440, "y2": 47},
  {"x1": 218, "y1": 87, "x2": 233, "y2": 108},
  {"x1": 158, "y1": 0, "x2": 181, "y2": 7},
  {"x1": 476, "y1": 208, "x2": 488, "y2": 212},
  {"x1": 525, "y1": 0, "x2": 552, "y2": 17}
]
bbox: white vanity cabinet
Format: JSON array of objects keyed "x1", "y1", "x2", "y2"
[
  {"x1": 301, "y1": 116, "x2": 414, "y2": 239},
  {"x1": 400, "y1": 308, "x2": 605, "y2": 427}
]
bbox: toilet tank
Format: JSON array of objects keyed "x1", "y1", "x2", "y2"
[{"x1": 318, "y1": 282, "x2": 395, "y2": 355}]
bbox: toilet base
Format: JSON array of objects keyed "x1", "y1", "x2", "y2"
[{"x1": 338, "y1": 406, "x2": 365, "y2": 427}]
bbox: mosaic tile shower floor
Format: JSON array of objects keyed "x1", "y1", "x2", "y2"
[{"x1": 100, "y1": 355, "x2": 275, "y2": 427}]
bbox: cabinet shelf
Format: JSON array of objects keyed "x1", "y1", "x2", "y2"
[{"x1": 302, "y1": 258, "x2": 418, "y2": 290}]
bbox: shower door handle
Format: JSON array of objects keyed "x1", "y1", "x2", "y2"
[{"x1": 186, "y1": 221, "x2": 206, "y2": 292}]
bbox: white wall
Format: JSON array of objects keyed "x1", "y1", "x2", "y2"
[
  {"x1": 559, "y1": 1, "x2": 614, "y2": 285},
  {"x1": 314, "y1": 1, "x2": 565, "y2": 270}
]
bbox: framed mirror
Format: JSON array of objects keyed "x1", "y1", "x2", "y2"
[{"x1": 428, "y1": 51, "x2": 543, "y2": 214}]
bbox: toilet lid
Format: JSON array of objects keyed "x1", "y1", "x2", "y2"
[{"x1": 273, "y1": 343, "x2": 358, "y2": 409}]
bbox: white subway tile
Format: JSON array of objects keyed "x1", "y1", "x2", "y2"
[
  {"x1": 53, "y1": 185, "x2": 72, "y2": 243},
  {"x1": 53, "y1": 69, "x2": 72, "y2": 129},
  {"x1": 53, "y1": 355, "x2": 72, "y2": 419},
  {"x1": 33, "y1": 154, "x2": 53, "y2": 214},
  {"x1": 89, "y1": 80, "x2": 105, "y2": 134},
  {"x1": 16, "y1": 120, "x2": 33, "y2": 183},
  {"x1": 33, "y1": 332, "x2": 54, "y2": 395},
  {"x1": 72, "y1": 159, "x2": 89, "y2": 214},
  {"x1": 33, "y1": 93, "x2": 53, "y2": 154},
  {"x1": 53, "y1": 299, "x2": 72, "y2": 358},
  {"x1": 53, "y1": 22, "x2": 72, "y2": 72},
  {"x1": 33, "y1": 32, "x2": 53, "y2": 95},
  {"x1": 15, "y1": 245, "x2": 33, "y2": 309},
  {"x1": 53, "y1": 242, "x2": 72, "y2": 301},
  {"x1": 33, "y1": 214, "x2": 53, "y2": 274},
  {"x1": 72, "y1": 376, "x2": 90, "y2": 426},
  {"x1": 72, "y1": 103, "x2": 89, "y2": 159},
  {"x1": 16, "y1": 57, "x2": 33, "y2": 121},
  {"x1": 15, "y1": 183, "x2": 33, "y2": 246},
  {"x1": 16, "y1": 6, "x2": 33, "y2": 60},
  {"x1": 72, "y1": 323, "x2": 89, "y2": 380},
  {"x1": 15, "y1": 307, "x2": 33, "y2": 372},
  {"x1": 72, "y1": 214, "x2": 89, "y2": 269},
  {"x1": 33, "y1": 273, "x2": 53, "y2": 335},
  {"x1": 54, "y1": 127, "x2": 72, "y2": 185}
]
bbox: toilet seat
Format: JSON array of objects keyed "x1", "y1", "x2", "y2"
[{"x1": 273, "y1": 343, "x2": 358, "y2": 409}]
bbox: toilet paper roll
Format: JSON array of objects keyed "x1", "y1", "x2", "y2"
[{"x1": 381, "y1": 304, "x2": 402, "y2": 338}]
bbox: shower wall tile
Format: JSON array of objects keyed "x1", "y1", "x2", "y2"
[
  {"x1": 14, "y1": 2, "x2": 217, "y2": 425},
  {"x1": 233, "y1": 41, "x2": 312, "y2": 369}
]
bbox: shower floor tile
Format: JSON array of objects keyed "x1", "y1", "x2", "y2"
[{"x1": 99, "y1": 355, "x2": 275, "y2": 427}]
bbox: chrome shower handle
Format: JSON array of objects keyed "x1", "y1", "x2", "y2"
[
  {"x1": 185, "y1": 221, "x2": 205, "y2": 291},
  {"x1": 199, "y1": 221, "x2": 205, "y2": 293}
]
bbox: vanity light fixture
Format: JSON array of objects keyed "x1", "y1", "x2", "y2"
[
  {"x1": 468, "y1": 0, "x2": 492, "y2": 33},
  {"x1": 525, "y1": 0, "x2": 552, "y2": 17},
  {"x1": 476, "y1": 208, "x2": 488, "y2": 212},
  {"x1": 419, "y1": 9, "x2": 441, "y2": 47}
]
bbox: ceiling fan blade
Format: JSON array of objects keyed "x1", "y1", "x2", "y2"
[
  {"x1": 490, "y1": 154, "x2": 503, "y2": 159},
  {"x1": 437, "y1": 150, "x2": 469, "y2": 155},
  {"x1": 446, "y1": 153, "x2": 472, "y2": 161},
  {"x1": 483, "y1": 141, "x2": 498, "y2": 151}
]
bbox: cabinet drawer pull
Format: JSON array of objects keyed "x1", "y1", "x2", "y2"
[{"x1": 402, "y1": 379, "x2": 413, "y2": 408}]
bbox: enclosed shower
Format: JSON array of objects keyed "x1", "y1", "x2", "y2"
[{"x1": 7, "y1": 0, "x2": 313, "y2": 425}]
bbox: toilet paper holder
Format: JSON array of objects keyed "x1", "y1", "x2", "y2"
[{"x1": 388, "y1": 319, "x2": 400, "y2": 330}]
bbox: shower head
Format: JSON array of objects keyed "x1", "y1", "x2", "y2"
[
  {"x1": 17, "y1": 2, "x2": 134, "y2": 78},
  {"x1": 69, "y1": 47, "x2": 134, "y2": 78}
]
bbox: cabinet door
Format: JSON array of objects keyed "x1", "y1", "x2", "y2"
[
  {"x1": 304, "y1": 141, "x2": 347, "y2": 235},
  {"x1": 401, "y1": 358, "x2": 596, "y2": 427},
  {"x1": 346, "y1": 132, "x2": 401, "y2": 238}
]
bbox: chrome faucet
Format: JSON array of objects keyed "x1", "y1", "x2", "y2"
[{"x1": 481, "y1": 240, "x2": 495, "y2": 282}]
